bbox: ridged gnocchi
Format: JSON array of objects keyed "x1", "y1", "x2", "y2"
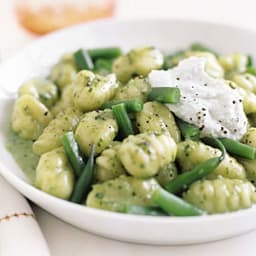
[
  {"x1": 73, "y1": 70, "x2": 119, "y2": 112},
  {"x1": 232, "y1": 73, "x2": 256, "y2": 93},
  {"x1": 114, "y1": 77, "x2": 151, "y2": 101},
  {"x1": 11, "y1": 95, "x2": 52, "y2": 140},
  {"x1": 75, "y1": 109, "x2": 118, "y2": 156},
  {"x1": 177, "y1": 140, "x2": 246, "y2": 180},
  {"x1": 113, "y1": 47, "x2": 164, "y2": 83},
  {"x1": 35, "y1": 147, "x2": 75, "y2": 199},
  {"x1": 218, "y1": 53, "x2": 248, "y2": 78},
  {"x1": 136, "y1": 101, "x2": 181, "y2": 143},
  {"x1": 118, "y1": 132, "x2": 177, "y2": 178},
  {"x1": 183, "y1": 178, "x2": 256, "y2": 214},
  {"x1": 86, "y1": 175, "x2": 158, "y2": 212},
  {"x1": 33, "y1": 108, "x2": 81, "y2": 155},
  {"x1": 239, "y1": 128, "x2": 256, "y2": 183}
]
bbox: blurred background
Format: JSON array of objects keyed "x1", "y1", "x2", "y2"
[{"x1": 1, "y1": 0, "x2": 256, "y2": 60}]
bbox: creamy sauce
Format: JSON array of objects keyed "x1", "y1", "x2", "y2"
[
  {"x1": 148, "y1": 57, "x2": 248, "y2": 140},
  {"x1": 6, "y1": 127, "x2": 39, "y2": 183}
]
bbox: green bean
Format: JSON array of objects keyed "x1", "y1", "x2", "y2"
[
  {"x1": 123, "y1": 205, "x2": 167, "y2": 216},
  {"x1": 176, "y1": 118, "x2": 200, "y2": 140},
  {"x1": 147, "y1": 87, "x2": 180, "y2": 104},
  {"x1": 201, "y1": 137, "x2": 227, "y2": 158},
  {"x1": 112, "y1": 103, "x2": 134, "y2": 137},
  {"x1": 70, "y1": 144, "x2": 95, "y2": 204},
  {"x1": 247, "y1": 55, "x2": 253, "y2": 68},
  {"x1": 165, "y1": 138, "x2": 225, "y2": 194},
  {"x1": 247, "y1": 66, "x2": 256, "y2": 76},
  {"x1": 61, "y1": 132, "x2": 85, "y2": 177},
  {"x1": 74, "y1": 49, "x2": 94, "y2": 71},
  {"x1": 218, "y1": 138, "x2": 256, "y2": 160},
  {"x1": 94, "y1": 58, "x2": 113, "y2": 75},
  {"x1": 101, "y1": 98, "x2": 143, "y2": 112},
  {"x1": 153, "y1": 187, "x2": 204, "y2": 216},
  {"x1": 88, "y1": 47, "x2": 122, "y2": 60},
  {"x1": 190, "y1": 43, "x2": 218, "y2": 56}
]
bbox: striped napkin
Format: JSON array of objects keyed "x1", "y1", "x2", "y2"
[{"x1": 0, "y1": 175, "x2": 50, "y2": 256}]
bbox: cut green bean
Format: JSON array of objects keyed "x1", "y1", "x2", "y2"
[
  {"x1": 101, "y1": 98, "x2": 143, "y2": 112},
  {"x1": 247, "y1": 55, "x2": 253, "y2": 68},
  {"x1": 88, "y1": 47, "x2": 122, "y2": 60},
  {"x1": 153, "y1": 187, "x2": 204, "y2": 216},
  {"x1": 190, "y1": 43, "x2": 218, "y2": 56},
  {"x1": 61, "y1": 132, "x2": 85, "y2": 177},
  {"x1": 112, "y1": 103, "x2": 134, "y2": 137},
  {"x1": 219, "y1": 138, "x2": 256, "y2": 160},
  {"x1": 74, "y1": 49, "x2": 94, "y2": 71},
  {"x1": 247, "y1": 66, "x2": 256, "y2": 76},
  {"x1": 94, "y1": 58, "x2": 113, "y2": 75},
  {"x1": 176, "y1": 118, "x2": 200, "y2": 140},
  {"x1": 123, "y1": 205, "x2": 167, "y2": 216},
  {"x1": 166, "y1": 138, "x2": 225, "y2": 194},
  {"x1": 147, "y1": 87, "x2": 180, "y2": 104},
  {"x1": 70, "y1": 144, "x2": 95, "y2": 204}
]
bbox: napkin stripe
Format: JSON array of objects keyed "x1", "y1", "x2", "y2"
[{"x1": 0, "y1": 212, "x2": 34, "y2": 223}]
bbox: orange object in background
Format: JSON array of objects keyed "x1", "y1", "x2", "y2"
[{"x1": 15, "y1": 0, "x2": 116, "y2": 35}]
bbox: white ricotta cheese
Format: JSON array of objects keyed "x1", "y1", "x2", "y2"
[{"x1": 148, "y1": 57, "x2": 248, "y2": 140}]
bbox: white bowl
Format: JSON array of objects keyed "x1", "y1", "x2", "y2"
[{"x1": 1, "y1": 19, "x2": 256, "y2": 245}]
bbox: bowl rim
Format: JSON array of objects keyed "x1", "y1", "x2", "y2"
[{"x1": 1, "y1": 17, "x2": 256, "y2": 224}]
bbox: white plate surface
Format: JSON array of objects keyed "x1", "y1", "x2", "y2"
[{"x1": 1, "y1": 19, "x2": 256, "y2": 245}]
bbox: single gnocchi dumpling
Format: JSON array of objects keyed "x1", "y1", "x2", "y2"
[
  {"x1": 136, "y1": 101, "x2": 181, "y2": 143},
  {"x1": 183, "y1": 178, "x2": 256, "y2": 214},
  {"x1": 218, "y1": 53, "x2": 248, "y2": 77},
  {"x1": 75, "y1": 109, "x2": 118, "y2": 156},
  {"x1": 86, "y1": 175, "x2": 159, "y2": 212},
  {"x1": 118, "y1": 132, "x2": 177, "y2": 178},
  {"x1": 33, "y1": 108, "x2": 81, "y2": 155},
  {"x1": 177, "y1": 140, "x2": 246, "y2": 180},
  {"x1": 11, "y1": 95, "x2": 52, "y2": 140},
  {"x1": 231, "y1": 73, "x2": 256, "y2": 94},
  {"x1": 18, "y1": 77, "x2": 58, "y2": 108},
  {"x1": 35, "y1": 147, "x2": 75, "y2": 199},
  {"x1": 73, "y1": 70, "x2": 119, "y2": 112},
  {"x1": 95, "y1": 142, "x2": 126, "y2": 183},
  {"x1": 239, "y1": 128, "x2": 256, "y2": 183},
  {"x1": 113, "y1": 46, "x2": 164, "y2": 83},
  {"x1": 114, "y1": 77, "x2": 151, "y2": 101},
  {"x1": 49, "y1": 54, "x2": 77, "y2": 89}
]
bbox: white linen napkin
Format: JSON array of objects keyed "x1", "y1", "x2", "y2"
[{"x1": 0, "y1": 175, "x2": 50, "y2": 256}]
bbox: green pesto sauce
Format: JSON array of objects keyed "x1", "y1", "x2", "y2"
[{"x1": 6, "y1": 127, "x2": 39, "y2": 183}]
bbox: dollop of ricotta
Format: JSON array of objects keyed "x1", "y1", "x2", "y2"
[{"x1": 148, "y1": 57, "x2": 248, "y2": 140}]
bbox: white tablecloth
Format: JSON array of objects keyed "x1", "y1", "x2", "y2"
[{"x1": 2, "y1": 0, "x2": 256, "y2": 255}]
